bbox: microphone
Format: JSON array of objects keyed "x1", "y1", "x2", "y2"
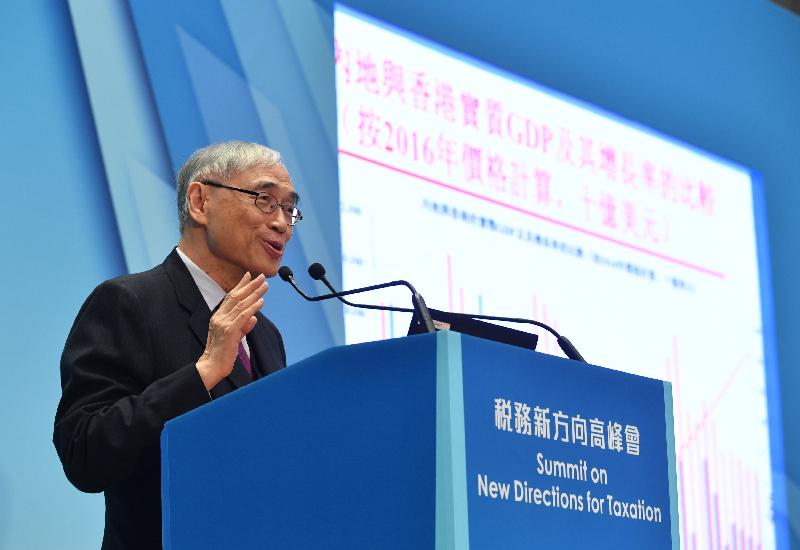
[
  {"x1": 306, "y1": 263, "x2": 586, "y2": 362},
  {"x1": 278, "y1": 266, "x2": 314, "y2": 300},
  {"x1": 279, "y1": 265, "x2": 436, "y2": 333}
]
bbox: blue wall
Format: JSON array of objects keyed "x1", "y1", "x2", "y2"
[
  {"x1": 1, "y1": 0, "x2": 798, "y2": 548},
  {"x1": 0, "y1": 1, "x2": 123, "y2": 547}
]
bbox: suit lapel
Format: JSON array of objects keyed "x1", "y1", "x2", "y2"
[
  {"x1": 164, "y1": 248, "x2": 209, "y2": 349},
  {"x1": 188, "y1": 306, "x2": 212, "y2": 349},
  {"x1": 163, "y1": 248, "x2": 252, "y2": 396},
  {"x1": 249, "y1": 314, "x2": 282, "y2": 377}
]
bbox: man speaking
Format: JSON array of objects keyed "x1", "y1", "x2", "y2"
[{"x1": 54, "y1": 141, "x2": 301, "y2": 549}]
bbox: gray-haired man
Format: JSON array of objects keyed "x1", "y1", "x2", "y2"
[{"x1": 54, "y1": 141, "x2": 300, "y2": 549}]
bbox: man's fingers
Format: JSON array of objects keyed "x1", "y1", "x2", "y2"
[
  {"x1": 217, "y1": 272, "x2": 252, "y2": 309},
  {"x1": 234, "y1": 282, "x2": 268, "y2": 313},
  {"x1": 242, "y1": 315, "x2": 258, "y2": 335},
  {"x1": 217, "y1": 283, "x2": 266, "y2": 329},
  {"x1": 218, "y1": 273, "x2": 265, "y2": 312},
  {"x1": 234, "y1": 271, "x2": 252, "y2": 291},
  {"x1": 230, "y1": 273, "x2": 265, "y2": 301},
  {"x1": 235, "y1": 296, "x2": 265, "y2": 325}
]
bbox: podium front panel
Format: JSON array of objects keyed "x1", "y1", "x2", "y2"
[
  {"x1": 162, "y1": 331, "x2": 678, "y2": 549},
  {"x1": 454, "y1": 333, "x2": 679, "y2": 549},
  {"x1": 162, "y1": 335, "x2": 438, "y2": 549}
]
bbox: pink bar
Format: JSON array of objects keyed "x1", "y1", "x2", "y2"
[
  {"x1": 531, "y1": 294, "x2": 543, "y2": 353},
  {"x1": 679, "y1": 459, "x2": 689, "y2": 546},
  {"x1": 744, "y1": 466, "x2": 753, "y2": 549},
  {"x1": 704, "y1": 459, "x2": 715, "y2": 550},
  {"x1": 446, "y1": 254, "x2": 453, "y2": 312},
  {"x1": 752, "y1": 469, "x2": 762, "y2": 549},
  {"x1": 715, "y1": 454, "x2": 740, "y2": 548},
  {"x1": 738, "y1": 461, "x2": 745, "y2": 550},
  {"x1": 712, "y1": 421, "x2": 722, "y2": 550},
  {"x1": 542, "y1": 302, "x2": 550, "y2": 354}
]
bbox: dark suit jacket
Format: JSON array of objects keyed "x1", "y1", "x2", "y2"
[{"x1": 53, "y1": 249, "x2": 286, "y2": 549}]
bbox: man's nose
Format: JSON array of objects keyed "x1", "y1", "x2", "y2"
[{"x1": 269, "y1": 211, "x2": 290, "y2": 233}]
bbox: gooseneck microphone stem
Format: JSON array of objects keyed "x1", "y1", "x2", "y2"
[
  {"x1": 282, "y1": 264, "x2": 586, "y2": 362},
  {"x1": 317, "y1": 272, "x2": 413, "y2": 313},
  {"x1": 305, "y1": 263, "x2": 586, "y2": 363},
  {"x1": 449, "y1": 312, "x2": 584, "y2": 362},
  {"x1": 294, "y1": 279, "x2": 417, "y2": 303},
  {"x1": 279, "y1": 266, "x2": 436, "y2": 333},
  {"x1": 429, "y1": 311, "x2": 585, "y2": 362},
  {"x1": 278, "y1": 267, "x2": 315, "y2": 301}
]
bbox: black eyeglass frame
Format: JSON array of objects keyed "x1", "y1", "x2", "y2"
[{"x1": 200, "y1": 179, "x2": 303, "y2": 226}]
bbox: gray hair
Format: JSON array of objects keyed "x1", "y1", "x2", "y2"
[{"x1": 176, "y1": 141, "x2": 284, "y2": 233}]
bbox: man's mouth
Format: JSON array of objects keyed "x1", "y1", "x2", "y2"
[{"x1": 262, "y1": 239, "x2": 284, "y2": 258}]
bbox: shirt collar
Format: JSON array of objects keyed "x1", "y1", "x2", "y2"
[{"x1": 175, "y1": 247, "x2": 226, "y2": 312}]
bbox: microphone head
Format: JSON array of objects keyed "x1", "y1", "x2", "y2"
[
  {"x1": 277, "y1": 265, "x2": 294, "y2": 282},
  {"x1": 308, "y1": 262, "x2": 326, "y2": 281}
]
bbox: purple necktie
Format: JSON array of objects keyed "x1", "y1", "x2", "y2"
[{"x1": 237, "y1": 341, "x2": 253, "y2": 378}]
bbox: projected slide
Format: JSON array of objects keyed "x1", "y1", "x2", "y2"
[{"x1": 335, "y1": 6, "x2": 782, "y2": 549}]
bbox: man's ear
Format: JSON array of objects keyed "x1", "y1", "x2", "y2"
[{"x1": 186, "y1": 181, "x2": 209, "y2": 226}]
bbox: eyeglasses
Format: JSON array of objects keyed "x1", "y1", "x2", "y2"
[{"x1": 200, "y1": 179, "x2": 303, "y2": 226}]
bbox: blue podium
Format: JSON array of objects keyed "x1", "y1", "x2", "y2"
[{"x1": 161, "y1": 331, "x2": 679, "y2": 549}]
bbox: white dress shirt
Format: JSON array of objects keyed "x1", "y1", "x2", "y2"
[{"x1": 175, "y1": 247, "x2": 250, "y2": 358}]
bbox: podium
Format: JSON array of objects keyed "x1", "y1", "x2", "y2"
[{"x1": 161, "y1": 331, "x2": 679, "y2": 549}]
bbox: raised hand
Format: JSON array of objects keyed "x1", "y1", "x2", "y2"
[{"x1": 195, "y1": 272, "x2": 268, "y2": 390}]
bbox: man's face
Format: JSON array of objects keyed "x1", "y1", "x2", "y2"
[{"x1": 202, "y1": 164, "x2": 297, "y2": 279}]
